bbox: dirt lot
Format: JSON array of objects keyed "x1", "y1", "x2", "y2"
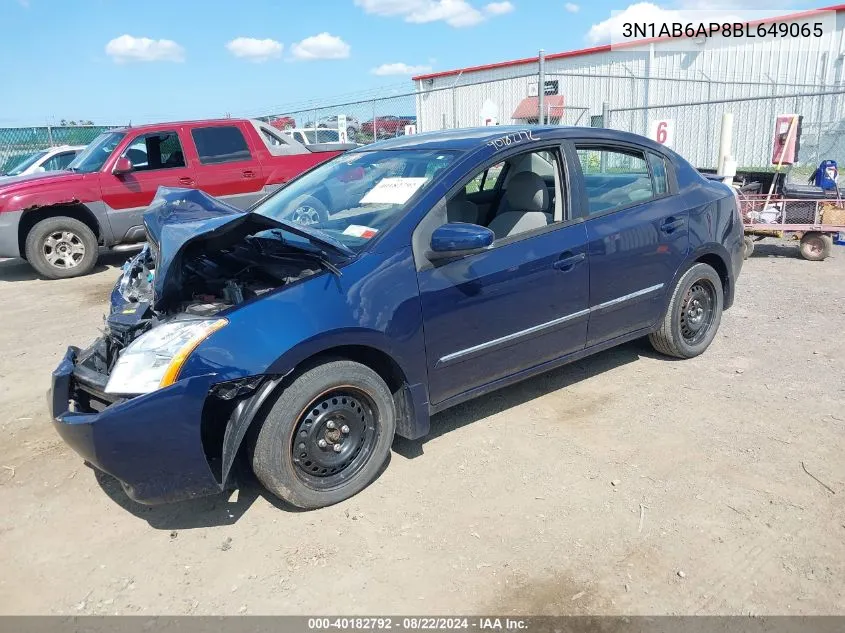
[{"x1": 0, "y1": 242, "x2": 843, "y2": 616}]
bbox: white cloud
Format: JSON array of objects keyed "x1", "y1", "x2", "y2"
[
  {"x1": 371, "y1": 62, "x2": 434, "y2": 75},
  {"x1": 354, "y1": 0, "x2": 510, "y2": 27},
  {"x1": 586, "y1": 2, "x2": 683, "y2": 44},
  {"x1": 484, "y1": 1, "x2": 514, "y2": 15},
  {"x1": 105, "y1": 34, "x2": 185, "y2": 63},
  {"x1": 225, "y1": 37, "x2": 283, "y2": 62},
  {"x1": 290, "y1": 33, "x2": 351, "y2": 60},
  {"x1": 564, "y1": 2, "x2": 579, "y2": 13}
]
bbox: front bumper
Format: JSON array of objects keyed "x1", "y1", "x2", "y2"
[{"x1": 49, "y1": 346, "x2": 224, "y2": 505}]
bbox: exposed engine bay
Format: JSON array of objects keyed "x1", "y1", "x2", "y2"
[{"x1": 75, "y1": 232, "x2": 328, "y2": 391}]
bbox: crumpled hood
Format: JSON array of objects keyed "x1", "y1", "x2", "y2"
[{"x1": 143, "y1": 187, "x2": 352, "y2": 311}]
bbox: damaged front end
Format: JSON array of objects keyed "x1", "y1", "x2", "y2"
[
  {"x1": 74, "y1": 187, "x2": 350, "y2": 396},
  {"x1": 51, "y1": 188, "x2": 353, "y2": 503}
]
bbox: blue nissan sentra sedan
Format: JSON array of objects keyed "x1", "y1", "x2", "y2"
[{"x1": 49, "y1": 126, "x2": 743, "y2": 509}]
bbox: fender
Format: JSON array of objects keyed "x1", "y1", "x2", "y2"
[
  {"x1": 265, "y1": 329, "x2": 431, "y2": 439},
  {"x1": 664, "y1": 242, "x2": 735, "y2": 316}
]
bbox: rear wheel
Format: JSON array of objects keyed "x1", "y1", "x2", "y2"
[
  {"x1": 24, "y1": 216, "x2": 98, "y2": 279},
  {"x1": 251, "y1": 360, "x2": 396, "y2": 509},
  {"x1": 649, "y1": 263, "x2": 724, "y2": 359},
  {"x1": 799, "y1": 232, "x2": 831, "y2": 261}
]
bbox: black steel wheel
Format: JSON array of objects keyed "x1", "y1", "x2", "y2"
[
  {"x1": 291, "y1": 388, "x2": 379, "y2": 489},
  {"x1": 251, "y1": 360, "x2": 396, "y2": 509},
  {"x1": 649, "y1": 262, "x2": 724, "y2": 359},
  {"x1": 678, "y1": 280, "x2": 717, "y2": 347}
]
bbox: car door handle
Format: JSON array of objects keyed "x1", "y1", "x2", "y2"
[
  {"x1": 178, "y1": 177, "x2": 195, "y2": 186},
  {"x1": 660, "y1": 217, "x2": 685, "y2": 233},
  {"x1": 553, "y1": 252, "x2": 586, "y2": 271},
  {"x1": 242, "y1": 170, "x2": 256, "y2": 178}
]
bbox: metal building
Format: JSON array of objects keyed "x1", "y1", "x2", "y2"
[{"x1": 412, "y1": 5, "x2": 845, "y2": 170}]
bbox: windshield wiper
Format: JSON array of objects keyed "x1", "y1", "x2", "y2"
[{"x1": 264, "y1": 230, "x2": 343, "y2": 277}]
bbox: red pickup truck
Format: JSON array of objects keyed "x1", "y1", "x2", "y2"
[{"x1": 0, "y1": 118, "x2": 352, "y2": 278}]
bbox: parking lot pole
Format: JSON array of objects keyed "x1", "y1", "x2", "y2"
[{"x1": 538, "y1": 49, "x2": 546, "y2": 126}]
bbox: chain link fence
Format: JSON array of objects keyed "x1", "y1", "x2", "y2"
[
  {"x1": 605, "y1": 90, "x2": 845, "y2": 178},
  {"x1": 3, "y1": 69, "x2": 844, "y2": 178},
  {"x1": 0, "y1": 126, "x2": 116, "y2": 173}
]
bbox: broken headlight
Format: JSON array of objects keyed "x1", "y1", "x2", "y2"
[{"x1": 104, "y1": 318, "x2": 227, "y2": 395}]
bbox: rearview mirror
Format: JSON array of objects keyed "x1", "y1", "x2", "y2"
[
  {"x1": 429, "y1": 222, "x2": 494, "y2": 259},
  {"x1": 112, "y1": 157, "x2": 134, "y2": 175}
]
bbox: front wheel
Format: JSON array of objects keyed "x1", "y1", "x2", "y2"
[
  {"x1": 649, "y1": 263, "x2": 724, "y2": 359},
  {"x1": 251, "y1": 360, "x2": 397, "y2": 509},
  {"x1": 24, "y1": 216, "x2": 99, "y2": 279}
]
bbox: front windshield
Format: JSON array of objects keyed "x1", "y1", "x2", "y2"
[
  {"x1": 67, "y1": 131, "x2": 126, "y2": 174},
  {"x1": 255, "y1": 149, "x2": 458, "y2": 252},
  {"x1": 6, "y1": 150, "x2": 48, "y2": 176}
]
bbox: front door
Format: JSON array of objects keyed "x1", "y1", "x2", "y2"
[
  {"x1": 415, "y1": 145, "x2": 590, "y2": 406},
  {"x1": 98, "y1": 128, "x2": 196, "y2": 242},
  {"x1": 571, "y1": 143, "x2": 688, "y2": 345}
]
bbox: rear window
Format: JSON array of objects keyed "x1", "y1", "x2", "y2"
[{"x1": 191, "y1": 126, "x2": 251, "y2": 165}]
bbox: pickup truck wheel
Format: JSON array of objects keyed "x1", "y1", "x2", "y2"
[
  {"x1": 288, "y1": 195, "x2": 328, "y2": 227},
  {"x1": 346, "y1": 126, "x2": 357, "y2": 141},
  {"x1": 648, "y1": 263, "x2": 724, "y2": 359},
  {"x1": 24, "y1": 216, "x2": 98, "y2": 279},
  {"x1": 251, "y1": 360, "x2": 396, "y2": 509}
]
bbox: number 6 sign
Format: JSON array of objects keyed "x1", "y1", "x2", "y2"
[{"x1": 649, "y1": 119, "x2": 675, "y2": 147}]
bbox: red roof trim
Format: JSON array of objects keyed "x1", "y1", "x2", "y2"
[{"x1": 412, "y1": 4, "x2": 845, "y2": 81}]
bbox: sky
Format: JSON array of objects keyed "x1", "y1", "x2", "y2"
[{"x1": 0, "y1": 0, "x2": 821, "y2": 126}]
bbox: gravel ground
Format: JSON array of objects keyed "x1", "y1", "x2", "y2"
[{"x1": 0, "y1": 241, "x2": 843, "y2": 616}]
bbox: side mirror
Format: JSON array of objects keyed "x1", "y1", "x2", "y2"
[
  {"x1": 429, "y1": 222, "x2": 494, "y2": 259},
  {"x1": 112, "y1": 157, "x2": 134, "y2": 175}
]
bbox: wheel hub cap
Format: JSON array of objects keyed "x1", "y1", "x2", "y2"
[
  {"x1": 291, "y1": 206, "x2": 320, "y2": 226},
  {"x1": 43, "y1": 230, "x2": 85, "y2": 269}
]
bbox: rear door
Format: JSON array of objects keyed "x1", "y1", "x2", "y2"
[
  {"x1": 569, "y1": 142, "x2": 688, "y2": 345},
  {"x1": 98, "y1": 128, "x2": 197, "y2": 242},
  {"x1": 187, "y1": 122, "x2": 265, "y2": 209}
]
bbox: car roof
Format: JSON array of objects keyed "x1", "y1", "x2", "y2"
[
  {"x1": 108, "y1": 118, "x2": 261, "y2": 134},
  {"x1": 351, "y1": 125, "x2": 672, "y2": 155}
]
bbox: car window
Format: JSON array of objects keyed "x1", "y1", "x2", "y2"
[
  {"x1": 576, "y1": 146, "x2": 654, "y2": 215},
  {"x1": 483, "y1": 162, "x2": 505, "y2": 190},
  {"x1": 445, "y1": 148, "x2": 565, "y2": 241},
  {"x1": 5, "y1": 150, "x2": 48, "y2": 176},
  {"x1": 191, "y1": 125, "x2": 251, "y2": 165},
  {"x1": 255, "y1": 149, "x2": 458, "y2": 252},
  {"x1": 43, "y1": 151, "x2": 78, "y2": 171},
  {"x1": 122, "y1": 132, "x2": 185, "y2": 171},
  {"x1": 648, "y1": 152, "x2": 669, "y2": 195},
  {"x1": 260, "y1": 127, "x2": 288, "y2": 147},
  {"x1": 464, "y1": 161, "x2": 504, "y2": 195}
]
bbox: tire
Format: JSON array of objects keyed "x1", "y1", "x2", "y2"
[
  {"x1": 252, "y1": 360, "x2": 396, "y2": 509},
  {"x1": 799, "y1": 232, "x2": 831, "y2": 261},
  {"x1": 24, "y1": 216, "x2": 98, "y2": 279},
  {"x1": 742, "y1": 236, "x2": 755, "y2": 259},
  {"x1": 377, "y1": 126, "x2": 387, "y2": 138},
  {"x1": 285, "y1": 195, "x2": 329, "y2": 227},
  {"x1": 649, "y1": 263, "x2": 724, "y2": 359},
  {"x1": 346, "y1": 126, "x2": 357, "y2": 141}
]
